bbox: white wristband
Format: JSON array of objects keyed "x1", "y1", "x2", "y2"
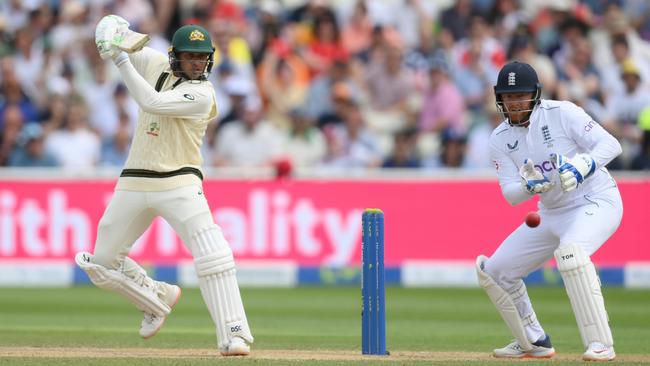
[{"x1": 113, "y1": 51, "x2": 129, "y2": 67}]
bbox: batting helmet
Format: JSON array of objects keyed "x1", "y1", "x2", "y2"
[
  {"x1": 169, "y1": 25, "x2": 215, "y2": 79},
  {"x1": 494, "y1": 61, "x2": 542, "y2": 126}
]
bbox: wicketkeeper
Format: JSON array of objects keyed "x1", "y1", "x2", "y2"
[
  {"x1": 75, "y1": 15, "x2": 253, "y2": 356},
  {"x1": 477, "y1": 61, "x2": 622, "y2": 361}
]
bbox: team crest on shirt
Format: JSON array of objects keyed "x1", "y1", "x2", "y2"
[
  {"x1": 189, "y1": 30, "x2": 205, "y2": 41},
  {"x1": 541, "y1": 125, "x2": 554, "y2": 147},
  {"x1": 146, "y1": 121, "x2": 160, "y2": 137}
]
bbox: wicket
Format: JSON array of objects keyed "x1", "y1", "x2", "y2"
[{"x1": 361, "y1": 208, "x2": 387, "y2": 355}]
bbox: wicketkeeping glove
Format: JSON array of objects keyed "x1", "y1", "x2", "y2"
[
  {"x1": 551, "y1": 153, "x2": 596, "y2": 192},
  {"x1": 95, "y1": 15, "x2": 130, "y2": 61},
  {"x1": 519, "y1": 159, "x2": 553, "y2": 194}
]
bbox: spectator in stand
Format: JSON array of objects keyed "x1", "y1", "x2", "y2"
[
  {"x1": 488, "y1": 0, "x2": 528, "y2": 47},
  {"x1": 599, "y1": 34, "x2": 650, "y2": 99},
  {"x1": 440, "y1": 130, "x2": 468, "y2": 168},
  {"x1": 320, "y1": 99, "x2": 383, "y2": 169},
  {"x1": 465, "y1": 100, "x2": 504, "y2": 169},
  {"x1": 363, "y1": 45, "x2": 414, "y2": 134},
  {"x1": 556, "y1": 36, "x2": 603, "y2": 117},
  {"x1": 8, "y1": 123, "x2": 57, "y2": 167},
  {"x1": 392, "y1": 0, "x2": 437, "y2": 51},
  {"x1": 100, "y1": 111, "x2": 132, "y2": 167},
  {"x1": 213, "y1": 104, "x2": 284, "y2": 168},
  {"x1": 40, "y1": 94, "x2": 67, "y2": 135},
  {"x1": 12, "y1": 26, "x2": 44, "y2": 104},
  {"x1": 590, "y1": 4, "x2": 650, "y2": 77},
  {"x1": 0, "y1": 0, "x2": 31, "y2": 34},
  {"x1": 382, "y1": 128, "x2": 421, "y2": 168},
  {"x1": 208, "y1": 17, "x2": 256, "y2": 82},
  {"x1": 439, "y1": 0, "x2": 475, "y2": 42},
  {"x1": 303, "y1": 60, "x2": 360, "y2": 124},
  {"x1": 83, "y1": 60, "x2": 120, "y2": 139},
  {"x1": 48, "y1": 0, "x2": 90, "y2": 55},
  {"x1": 0, "y1": 104, "x2": 25, "y2": 166},
  {"x1": 301, "y1": 11, "x2": 349, "y2": 77},
  {"x1": 341, "y1": 0, "x2": 374, "y2": 58},
  {"x1": 549, "y1": 17, "x2": 591, "y2": 78},
  {"x1": 246, "y1": 0, "x2": 284, "y2": 66},
  {"x1": 418, "y1": 57, "x2": 467, "y2": 136},
  {"x1": 285, "y1": 0, "x2": 332, "y2": 47},
  {"x1": 0, "y1": 57, "x2": 40, "y2": 123},
  {"x1": 283, "y1": 108, "x2": 326, "y2": 168},
  {"x1": 530, "y1": 2, "x2": 584, "y2": 59},
  {"x1": 258, "y1": 43, "x2": 310, "y2": 129},
  {"x1": 452, "y1": 38, "x2": 499, "y2": 114},
  {"x1": 605, "y1": 59, "x2": 650, "y2": 168},
  {"x1": 44, "y1": 99, "x2": 101, "y2": 168},
  {"x1": 451, "y1": 13, "x2": 507, "y2": 76}
]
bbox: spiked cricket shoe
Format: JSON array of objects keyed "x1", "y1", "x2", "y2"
[
  {"x1": 139, "y1": 284, "x2": 182, "y2": 339},
  {"x1": 493, "y1": 334, "x2": 555, "y2": 359},
  {"x1": 220, "y1": 336, "x2": 250, "y2": 356},
  {"x1": 583, "y1": 342, "x2": 615, "y2": 361}
]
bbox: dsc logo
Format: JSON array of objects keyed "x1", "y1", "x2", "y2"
[{"x1": 231, "y1": 325, "x2": 242, "y2": 333}]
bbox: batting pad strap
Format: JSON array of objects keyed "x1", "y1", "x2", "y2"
[
  {"x1": 476, "y1": 255, "x2": 533, "y2": 351},
  {"x1": 75, "y1": 252, "x2": 170, "y2": 317},
  {"x1": 195, "y1": 250, "x2": 235, "y2": 277},
  {"x1": 555, "y1": 245, "x2": 613, "y2": 347}
]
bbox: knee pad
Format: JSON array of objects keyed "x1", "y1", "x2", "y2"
[
  {"x1": 75, "y1": 252, "x2": 170, "y2": 317},
  {"x1": 192, "y1": 226, "x2": 236, "y2": 277},
  {"x1": 191, "y1": 226, "x2": 253, "y2": 348},
  {"x1": 555, "y1": 244, "x2": 613, "y2": 347}
]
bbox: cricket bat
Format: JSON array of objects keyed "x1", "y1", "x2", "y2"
[{"x1": 116, "y1": 31, "x2": 150, "y2": 53}]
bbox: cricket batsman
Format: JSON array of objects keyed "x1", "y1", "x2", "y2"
[
  {"x1": 74, "y1": 15, "x2": 253, "y2": 356},
  {"x1": 476, "y1": 61, "x2": 622, "y2": 361}
]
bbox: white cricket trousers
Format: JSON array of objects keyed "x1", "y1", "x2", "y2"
[
  {"x1": 92, "y1": 185, "x2": 212, "y2": 270},
  {"x1": 483, "y1": 186, "x2": 623, "y2": 342}
]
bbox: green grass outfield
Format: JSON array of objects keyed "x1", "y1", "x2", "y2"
[{"x1": 0, "y1": 287, "x2": 648, "y2": 365}]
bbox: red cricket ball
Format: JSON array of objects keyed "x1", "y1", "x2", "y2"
[{"x1": 525, "y1": 211, "x2": 541, "y2": 228}]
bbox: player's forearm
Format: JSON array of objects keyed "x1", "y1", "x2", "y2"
[
  {"x1": 500, "y1": 181, "x2": 532, "y2": 206},
  {"x1": 116, "y1": 59, "x2": 162, "y2": 112},
  {"x1": 589, "y1": 133, "x2": 622, "y2": 169}
]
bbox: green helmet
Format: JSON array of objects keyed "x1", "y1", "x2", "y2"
[{"x1": 169, "y1": 25, "x2": 215, "y2": 78}]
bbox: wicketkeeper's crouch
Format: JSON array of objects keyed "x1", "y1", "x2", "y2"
[
  {"x1": 75, "y1": 15, "x2": 253, "y2": 356},
  {"x1": 477, "y1": 61, "x2": 622, "y2": 361}
]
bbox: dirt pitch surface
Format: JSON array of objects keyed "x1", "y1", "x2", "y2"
[{"x1": 1, "y1": 347, "x2": 649, "y2": 363}]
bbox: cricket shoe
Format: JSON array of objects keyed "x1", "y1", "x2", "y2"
[
  {"x1": 139, "y1": 283, "x2": 182, "y2": 339},
  {"x1": 582, "y1": 342, "x2": 615, "y2": 361},
  {"x1": 220, "y1": 336, "x2": 250, "y2": 356},
  {"x1": 493, "y1": 334, "x2": 555, "y2": 359}
]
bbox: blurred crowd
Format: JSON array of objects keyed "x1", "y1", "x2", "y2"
[{"x1": 1, "y1": 0, "x2": 650, "y2": 173}]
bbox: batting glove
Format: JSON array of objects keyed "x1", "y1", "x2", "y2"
[
  {"x1": 519, "y1": 158, "x2": 554, "y2": 194},
  {"x1": 95, "y1": 15, "x2": 130, "y2": 62},
  {"x1": 551, "y1": 153, "x2": 596, "y2": 192}
]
